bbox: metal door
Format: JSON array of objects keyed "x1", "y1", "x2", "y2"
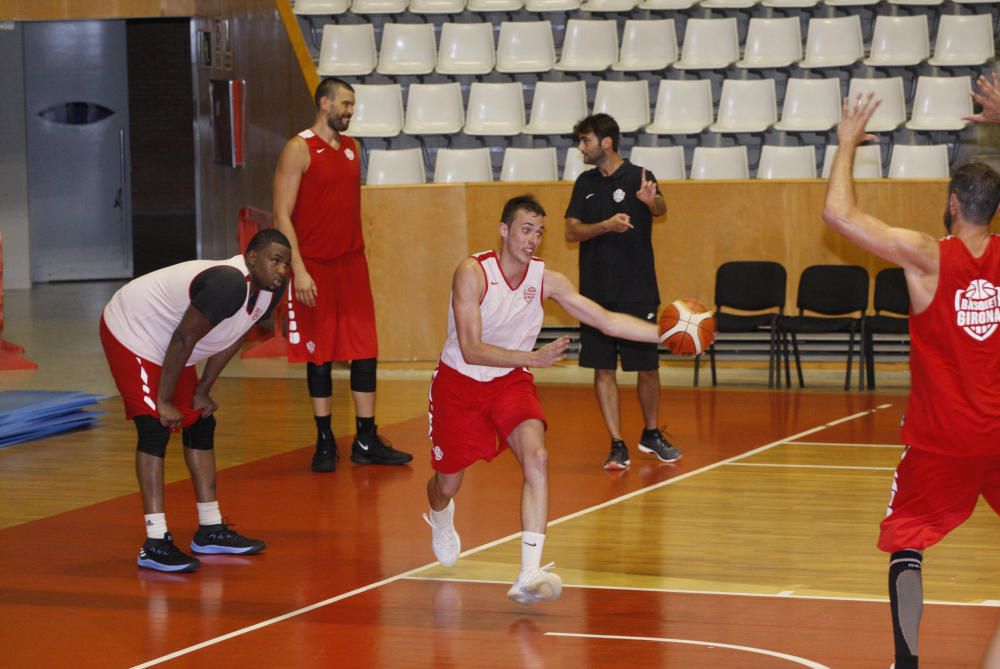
[{"x1": 24, "y1": 20, "x2": 133, "y2": 281}]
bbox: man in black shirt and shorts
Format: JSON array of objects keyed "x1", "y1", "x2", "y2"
[{"x1": 565, "y1": 113, "x2": 680, "y2": 470}]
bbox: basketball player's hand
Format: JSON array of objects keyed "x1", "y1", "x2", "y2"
[
  {"x1": 193, "y1": 392, "x2": 218, "y2": 418},
  {"x1": 636, "y1": 168, "x2": 657, "y2": 207},
  {"x1": 837, "y1": 93, "x2": 880, "y2": 147},
  {"x1": 295, "y1": 269, "x2": 318, "y2": 307},
  {"x1": 965, "y1": 73, "x2": 1000, "y2": 124},
  {"x1": 532, "y1": 336, "x2": 570, "y2": 368},
  {"x1": 605, "y1": 213, "x2": 633, "y2": 234},
  {"x1": 157, "y1": 401, "x2": 183, "y2": 430}
]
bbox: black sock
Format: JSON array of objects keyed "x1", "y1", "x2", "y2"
[
  {"x1": 356, "y1": 416, "x2": 376, "y2": 436},
  {"x1": 641, "y1": 427, "x2": 659, "y2": 437},
  {"x1": 889, "y1": 550, "x2": 923, "y2": 669},
  {"x1": 315, "y1": 415, "x2": 334, "y2": 444}
]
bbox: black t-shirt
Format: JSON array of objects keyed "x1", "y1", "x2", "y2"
[
  {"x1": 565, "y1": 160, "x2": 661, "y2": 305},
  {"x1": 188, "y1": 266, "x2": 267, "y2": 326}
]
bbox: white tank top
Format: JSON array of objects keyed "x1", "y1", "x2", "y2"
[
  {"x1": 440, "y1": 251, "x2": 545, "y2": 382},
  {"x1": 103, "y1": 255, "x2": 276, "y2": 366}
]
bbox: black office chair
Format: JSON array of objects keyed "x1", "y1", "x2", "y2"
[
  {"x1": 778, "y1": 265, "x2": 869, "y2": 391},
  {"x1": 698, "y1": 261, "x2": 787, "y2": 388},
  {"x1": 864, "y1": 267, "x2": 909, "y2": 391}
]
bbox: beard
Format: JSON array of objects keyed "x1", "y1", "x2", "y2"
[{"x1": 327, "y1": 114, "x2": 349, "y2": 132}]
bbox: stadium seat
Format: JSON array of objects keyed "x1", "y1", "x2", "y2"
[
  {"x1": 467, "y1": 0, "x2": 523, "y2": 9},
  {"x1": 638, "y1": 0, "x2": 694, "y2": 7},
  {"x1": 821, "y1": 144, "x2": 884, "y2": 179},
  {"x1": 799, "y1": 16, "x2": 864, "y2": 69},
  {"x1": 888, "y1": 144, "x2": 950, "y2": 179},
  {"x1": 403, "y1": 83, "x2": 464, "y2": 135},
  {"x1": 410, "y1": 0, "x2": 466, "y2": 12},
  {"x1": 737, "y1": 17, "x2": 802, "y2": 69},
  {"x1": 436, "y1": 22, "x2": 495, "y2": 75},
  {"x1": 847, "y1": 77, "x2": 907, "y2": 133},
  {"x1": 646, "y1": 79, "x2": 714, "y2": 135},
  {"x1": 366, "y1": 148, "x2": 427, "y2": 185},
  {"x1": 674, "y1": 18, "x2": 740, "y2": 71},
  {"x1": 554, "y1": 20, "x2": 619, "y2": 72},
  {"x1": 524, "y1": 80, "x2": 588, "y2": 135},
  {"x1": 756, "y1": 145, "x2": 817, "y2": 179},
  {"x1": 317, "y1": 24, "x2": 377, "y2": 77},
  {"x1": 351, "y1": 0, "x2": 407, "y2": 13},
  {"x1": 824, "y1": 0, "x2": 878, "y2": 5},
  {"x1": 525, "y1": 0, "x2": 581, "y2": 10},
  {"x1": 434, "y1": 148, "x2": 494, "y2": 183},
  {"x1": 580, "y1": 0, "x2": 639, "y2": 10},
  {"x1": 563, "y1": 147, "x2": 595, "y2": 181},
  {"x1": 710, "y1": 79, "x2": 777, "y2": 134},
  {"x1": 762, "y1": 0, "x2": 818, "y2": 7},
  {"x1": 701, "y1": 0, "x2": 757, "y2": 8},
  {"x1": 500, "y1": 147, "x2": 559, "y2": 182},
  {"x1": 628, "y1": 146, "x2": 686, "y2": 180},
  {"x1": 464, "y1": 82, "x2": 525, "y2": 136},
  {"x1": 347, "y1": 84, "x2": 404, "y2": 137},
  {"x1": 377, "y1": 23, "x2": 436, "y2": 75},
  {"x1": 613, "y1": 19, "x2": 677, "y2": 72},
  {"x1": 928, "y1": 14, "x2": 995, "y2": 67},
  {"x1": 496, "y1": 21, "x2": 556, "y2": 73},
  {"x1": 691, "y1": 146, "x2": 750, "y2": 179},
  {"x1": 593, "y1": 80, "x2": 650, "y2": 133},
  {"x1": 887, "y1": 0, "x2": 942, "y2": 6},
  {"x1": 863, "y1": 15, "x2": 930, "y2": 67},
  {"x1": 905, "y1": 76, "x2": 973, "y2": 131},
  {"x1": 773, "y1": 78, "x2": 841, "y2": 133},
  {"x1": 294, "y1": 0, "x2": 350, "y2": 14}
]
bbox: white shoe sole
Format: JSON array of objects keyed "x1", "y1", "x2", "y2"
[
  {"x1": 507, "y1": 572, "x2": 563, "y2": 606},
  {"x1": 637, "y1": 444, "x2": 682, "y2": 463}
]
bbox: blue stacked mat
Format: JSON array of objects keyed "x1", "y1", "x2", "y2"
[{"x1": 0, "y1": 391, "x2": 107, "y2": 448}]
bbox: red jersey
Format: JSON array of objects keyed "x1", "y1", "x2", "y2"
[
  {"x1": 290, "y1": 129, "x2": 363, "y2": 262},
  {"x1": 902, "y1": 235, "x2": 1000, "y2": 456}
]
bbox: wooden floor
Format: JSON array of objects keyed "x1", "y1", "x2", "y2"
[{"x1": 2, "y1": 378, "x2": 999, "y2": 668}]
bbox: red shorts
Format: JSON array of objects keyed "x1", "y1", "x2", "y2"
[
  {"x1": 878, "y1": 446, "x2": 1000, "y2": 552},
  {"x1": 100, "y1": 316, "x2": 202, "y2": 429},
  {"x1": 427, "y1": 362, "x2": 547, "y2": 474},
  {"x1": 286, "y1": 251, "x2": 378, "y2": 364}
]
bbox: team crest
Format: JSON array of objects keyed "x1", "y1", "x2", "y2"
[
  {"x1": 612, "y1": 188, "x2": 625, "y2": 203},
  {"x1": 344, "y1": 148, "x2": 355, "y2": 161},
  {"x1": 250, "y1": 307, "x2": 264, "y2": 321},
  {"x1": 306, "y1": 340, "x2": 316, "y2": 354},
  {"x1": 523, "y1": 286, "x2": 537, "y2": 304},
  {"x1": 954, "y1": 278, "x2": 1000, "y2": 341},
  {"x1": 432, "y1": 445, "x2": 444, "y2": 461}
]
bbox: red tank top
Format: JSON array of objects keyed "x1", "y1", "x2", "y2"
[
  {"x1": 902, "y1": 235, "x2": 1000, "y2": 456},
  {"x1": 290, "y1": 129, "x2": 363, "y2": 262}
]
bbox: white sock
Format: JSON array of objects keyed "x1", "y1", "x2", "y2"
[
  {"x1": 428, "y1": 499, "x2": 455, "y2": 527},
  {"x1": 144, "y1": 513, "x2": 167, "y2": 540},
  {"x1": 197, "y1": 501, "x2": 222, "y2": 526},
  {"x1": 521, "y1": 531, "x2": 546, "y2": 573}
]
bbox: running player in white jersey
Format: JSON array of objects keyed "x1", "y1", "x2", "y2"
[{"x1": 423, "y1": 194, "x2": 662, "y2": 604}]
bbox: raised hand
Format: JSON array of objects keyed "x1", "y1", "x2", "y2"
[
  {"x1": 965, "y1": 73, "x2": 1000, "y2": 125},
  {"x1": 837, "y1": 93, "x2": 881, "y2": 147},
  {"x1": 636, "y1": 167, "x2": 657, "y2": 207}
]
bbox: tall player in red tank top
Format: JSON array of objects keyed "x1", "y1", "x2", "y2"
[
  {"x1": 824, "y1": 94, "x2": 1000, "y2": 669},
  {"x1": 274, "y1": 77, "x2": 412, "y2": 473}
]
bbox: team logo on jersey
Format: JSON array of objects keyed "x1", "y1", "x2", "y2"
[
  {"x1": 954, "y1": 278, "x2": 1000, "y2": 341},
  {"x1": 523, "y1": 286, "x2": 537, "y2": 304},
  {"x1": 612, "y1": 188, "x2": 625, "y2": 203},
  {"x1": 250, "y1": 307, "x2": 264, "y2": 321},
  {"x1": 344, "y1": 148, "x2": 355, "y2": 161},
  {"x1": 432, "y1": 445, "x2": 444, "y2": 461},
  {"x1": 306, "y1": 340, "x2": 316, "y2": 354}
]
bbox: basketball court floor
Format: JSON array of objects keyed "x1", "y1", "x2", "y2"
[{"x1": 1, "y1": 283, "x2": 998, "y2": 668}]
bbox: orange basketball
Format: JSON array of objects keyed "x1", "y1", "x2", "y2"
[{"x1": 658, "y1": 299, "x2": 716, "y2": 356}]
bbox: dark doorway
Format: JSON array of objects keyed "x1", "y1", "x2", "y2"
[{"x1": 126, "y1": 18, "x2": 197, "y2": 277}]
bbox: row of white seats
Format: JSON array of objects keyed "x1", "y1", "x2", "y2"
[
  {"x1": 317, "y1": 14, "x2": 995, "y2": 76},
  {"x1": 366, "y1": 144, "x2": 950, "y2": 183},
  {"x1": 297, "y1": 0, "x2": 998, "y2": 15},
  {"x1": 348, "y1": 75, "x2": 973, "y2": 138}
]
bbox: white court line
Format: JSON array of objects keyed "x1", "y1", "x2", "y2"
[
  {"x1": 130, "y1": 405, "x2": 886, "y2": 669},
  {"x1": 725, "y1": 462, "x2": 896, "y2": 472},
  {"x1": 783, "y1": 441, "x2": 904, "y2": 449},
  {"x1": 401, "y1": 575, "x2": 1000, "y2": 608},
  {"x1": 545, "y1": 632, "x2": 830, "y2": 669}
]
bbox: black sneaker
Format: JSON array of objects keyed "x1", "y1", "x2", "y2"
[
  {"x1": 138, "y1": 532, "x2": 200, "y2": 572},
  {"x1": 311, "y1": 439, "x2": 338, "y2": 473},
  {"x1": 351, "y1": 429, "x2": 413, "y2": 465},
  {"x1": 603, "y1": 440, "x2": 631, "y2": 470},
  {"x1": 191, "y1": 522, "x2": 266, "y2": 555},
  {"x1": 637, "y1": 427, "x2": 682, "y2": 463}
]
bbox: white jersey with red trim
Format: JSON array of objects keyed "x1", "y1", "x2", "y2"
[
  {"x1": 102, "y1": 255, "x2": 276, "y2": 366},
  {"x1": 440, "y1": 251, "x2": 545, "y2": 382}
]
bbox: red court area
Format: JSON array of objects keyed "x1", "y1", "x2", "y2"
[{"x1": 1, "y1": 387, "x2": 995, "y2": 667}]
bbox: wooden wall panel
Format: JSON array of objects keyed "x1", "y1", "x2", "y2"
[
  {"x1": 363, "y1": 180, "x2": 950, "y2": 361},
  {"x1": 5, "y1": 0, "x2": 196, "y2": 19}
]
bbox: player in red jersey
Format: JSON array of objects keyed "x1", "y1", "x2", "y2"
[
  {"x1": 824, "y1": 94, "x2": 1000, "y2": 669},
  {"x1": 274, "y1": 77, "x2": 412, "y2": 473}
]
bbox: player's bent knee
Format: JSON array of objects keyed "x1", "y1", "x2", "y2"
[
  {"x1": 135, "y1": 415, "x2": 170, "y2": 458},
  {"x1": 350, "y1": 358, "x2": 377, "y2": 393},
  {"x1": 182, "y1": 415, "x2": 216, "y2": 451},
  {"x1": 307, "y1": 361, "x2": 333, "y2": 398}
]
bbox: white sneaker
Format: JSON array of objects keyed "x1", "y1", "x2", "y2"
[
  {"x1": 507, "y1": 562, "x2": 563, "y2": 606},
  {"x1": 422, "y1": 500, "x2": 461, "y2": 567}
]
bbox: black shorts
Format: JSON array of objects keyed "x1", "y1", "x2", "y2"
[{"x1": 579, "y1": 301, "x2": 659, "y2": 372}]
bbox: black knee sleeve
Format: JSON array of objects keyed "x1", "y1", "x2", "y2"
[
  {"x1": 182, "y1": 415, "x2": 216, "y2": 451},
  {"x1": 889, "y1": 550, "x2": 923, "y2": 667},
  {"x1": 307, "y1": 362, "x2": 333, "y2": 398},
  {"x1": 350, "y1": 358, "x2": 377, "y2": 393},
  {"x1": 135, "y1": 415, "x2": 170, "y2": 458}
]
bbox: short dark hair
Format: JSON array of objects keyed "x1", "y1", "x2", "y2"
[
  {"x1": 245, "y1": 228, "x2": 291, "y2": 255},
  {"x1": 949, "y1": 162, "x2": 1000, "y2": 226},
  {"x1": 573, "y1": 113, "x2": 620, "y2": 153},
  {"x1": 501, "y1": 194, "x2": 546, "y2": 226},
  {"x1": 314, "y1": 77, "x2": 354, "y2": 108}
]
